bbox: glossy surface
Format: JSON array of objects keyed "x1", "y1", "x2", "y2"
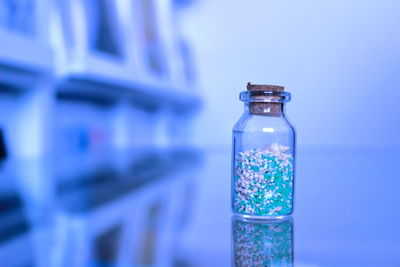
[{"x1": 0, "y1": 147, "x2": 399, "y2": 266}]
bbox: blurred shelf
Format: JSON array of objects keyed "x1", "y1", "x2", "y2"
[
  {"x1": 0, "y1": 0, "x2": 200, "y2": 159},
  {"x1": 0, "y1": 29, "x2": 53, "y2": 88},
  {"x1": 0, "y1": 29, "x2": 53, "y2": 73},
  {"x1": 0, "y1": 65, "x2": 43, "y2": 90},
  {"x1": 63, "y1": 53, "x2": 135, "y2": 83},
  {"x1": 57, "y1": 74, "x2": 201, "y2": 110},
  {"x1": 53, "y1": 0, "x2": 199, "y2": 110}
]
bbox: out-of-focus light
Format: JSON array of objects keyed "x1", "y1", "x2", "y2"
[{"x1": 262, "y1": 128, "x2": 274, "y2": 133}]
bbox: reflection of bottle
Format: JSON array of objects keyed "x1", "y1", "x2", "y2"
[{"x1": 232, "y1": 217, "x2": 294, "y2": 267}]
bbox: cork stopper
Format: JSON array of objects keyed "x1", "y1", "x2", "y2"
[
  {"x1": 246, "y1": 83, "x2": 284, "y2": 92},
  {"x1": 246, "y1": 82, "x2": 284, "y2": 116}
]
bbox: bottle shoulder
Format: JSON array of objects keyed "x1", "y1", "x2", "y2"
[{"x1": 233, "y1": 113, "x2": 294, "y2": 133}]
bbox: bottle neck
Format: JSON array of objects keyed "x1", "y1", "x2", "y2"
[{"x1": 244, "y1": 102, "x2": 284, "y2": 117}]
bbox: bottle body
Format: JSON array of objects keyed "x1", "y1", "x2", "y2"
[{"x1": 232, "y1": 110, "x2": 295, "y2": 220}]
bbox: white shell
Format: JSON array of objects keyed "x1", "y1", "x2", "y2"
[{"x1": 267, "y1": 142, "x2": 290, "y2": 153}]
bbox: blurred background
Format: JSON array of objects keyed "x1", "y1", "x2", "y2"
[
  {"x1": 187, "y1": 0, "x2": 400, "y2": 149},
  {"x1": 0, "y1": 0, "x2": 399, "y2": 266}
]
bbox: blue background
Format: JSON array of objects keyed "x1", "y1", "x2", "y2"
[
  {"x1": 0, "y1": 0, "x2": 399, "y2": 266},
  {"x1": 184, "y1": 0, "x2": 400, "y2": 149}
]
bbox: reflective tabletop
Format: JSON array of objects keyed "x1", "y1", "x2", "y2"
[{"x1": 0, "y1": 147, "x2": 399, "y2": 267}]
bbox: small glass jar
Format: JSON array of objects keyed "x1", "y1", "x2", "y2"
[{"x1": 232, "y1": 83, "x2": 295, "y2": 220}]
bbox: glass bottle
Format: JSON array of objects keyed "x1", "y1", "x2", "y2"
[{"x1": 232, "y1": 83, "x2": 295, "y2": 220}]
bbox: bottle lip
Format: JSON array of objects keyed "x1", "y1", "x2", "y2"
[{"x1": 240, "y1": 90, "x2": 291, "y2": 103}]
